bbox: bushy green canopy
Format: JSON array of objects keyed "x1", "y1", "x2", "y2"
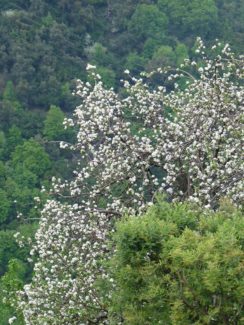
[{"x1": 110, "y1": 200, "x2": 244, "y2": 324}]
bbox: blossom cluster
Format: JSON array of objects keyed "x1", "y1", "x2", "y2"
[{"x1": 16, "y1": 41, "x2": 243, "y2": 324}]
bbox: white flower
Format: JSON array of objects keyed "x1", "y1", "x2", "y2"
[
  {"x1": 8, "y1": 317, "x2": 17, "y2": 324},
  {"x1": 86, "y1": 63, "x2": 96, "y2": 70}
]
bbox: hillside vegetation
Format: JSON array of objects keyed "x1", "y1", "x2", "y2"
[{"x1": 0, "y1": 1, "x2": 243, "y2": 324}]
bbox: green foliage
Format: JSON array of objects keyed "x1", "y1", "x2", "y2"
[
  {"x1": 129, "y1": 4, "x2": 168, "y2": 43},
  {"x1": 86, "y1": 42, "x2": 116, "y2": 67},
  {"x1": 0, "y1": 140, "x2": 52, "y2": 223},
  {"x1": 215, "y1": 0, "x2": 244, "y2": 52},
  {"x1": 43, "y1": 105, "x2": 66, "y2": 140},
  {"x1": 0, "y1": 223, "x2": 37, "y2": 324},
  {"x1": 11, "y1": 139, "x2": 51, "y2": 178},
  {"x1": 0, "y1": 228, "x2": 29, "y2": 276},
  {"x1": 147, "y1": 45, "x2": 175, "y2": 70},
  {"x1": 125, "y1": 52, "x2": 146, "y2": 75},
  {"x1": 0, "y1": 259, "x2": 26, "y2": 325},
  {"x1": 109, "y1": 200, "x2": 244, "y2": 324},
  {"x1": 95, "y1": 67, "x2": 116, "y2": 89},
  {"x1": 0, "y1": 161, "x2": 6, "y2": 186},
  {"x1": 4, "y1": 125, "x2": 22, "y2": 158},
  {"x1": 3, "y1": 81, "x2": 16, "y2": 102},
  {"x1": 0, "y1": 190, "x2": 10, "y2": 224},
  {"x1": 175, "y1": 43, "x2": 188, "y2": 65},
  {"x1": 146, "y1": 43, "x2": 188, "y2": 70},
  {"x1": 158, "y1": 0, "x2": 218, "y2": 38},
  {"x1": 0, "y1": 81, "x2": 24, "y2": 131},
  {"x1": 0, "y1": 132, "x2": 5, "y2": 158},
  {"x1": 41, "y1": 12, "x2": 55, "y2": 28},
  {"x1": 0, "y1": 224, "x2": 36, "y2": 273},
  {"x1": 142, "y1": 38, "x2": 161, "y2": 59},
  {"x1": 88, "y1": 0, "x2": 107, "y2": 4},
  {"x1": 0, "y1": 0, "x2": 242, "y2": 116}
]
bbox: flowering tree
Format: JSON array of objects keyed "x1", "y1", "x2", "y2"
[
  {"x1": 15, "y1": 41, "x2": 243, "y2": 324},
  {"x1": 161, "y1": 43, "x2": 244, "y2": 207}
]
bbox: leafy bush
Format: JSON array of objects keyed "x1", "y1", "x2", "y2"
[{"x1": 110, "y1": 200, "x2": 244, "y2": 324}]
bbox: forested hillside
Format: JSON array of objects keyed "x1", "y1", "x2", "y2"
[{"x1": 0, "y1": 1, "x2": 243, "y2": 324}]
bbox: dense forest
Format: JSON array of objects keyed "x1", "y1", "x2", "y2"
[{"x1": 0, "y1": 0, "x2": 243, "y2": 324}]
